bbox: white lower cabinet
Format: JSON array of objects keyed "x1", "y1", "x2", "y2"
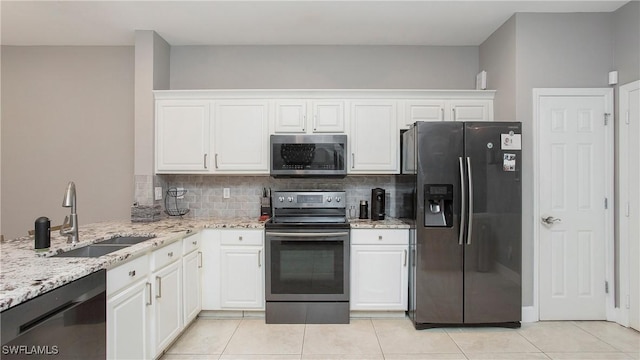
[
  {"x1": 182, "y1": 238, "x2": 202, "y2": 325},
  {"x1": 107, "y1": 254, "x2": 151, "y2": 360},
  {"x1": 350, "y1": 229, "x2": 409, "y2": 311},
  {"x1": 200, "y1": 229, "x2": 265, "y2": 311},
  {"x1": 151, "y1": 260, "x2": 182, "y2": 357}
]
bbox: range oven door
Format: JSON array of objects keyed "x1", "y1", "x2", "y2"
[{"x1": 265, "y1": 229, "x2": 350, "y2": 302}]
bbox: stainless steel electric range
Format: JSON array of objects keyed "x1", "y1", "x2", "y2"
[{"x1": 265, "y1": 190, "x2": 350, "y2": 324}]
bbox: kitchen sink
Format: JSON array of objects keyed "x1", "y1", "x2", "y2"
[
  {"x1": 96, "y1": 235, "x2": 155, "y2": 245},
  {"x1": 52, "y1": 244, "x2": 129, "y2": 258}
]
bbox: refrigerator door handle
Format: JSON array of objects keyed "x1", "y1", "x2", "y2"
[
  {"x1": 466, "y1": 157, "x2": 474, "y2": 245},
  {"x1": 458, "y1": 157, "x2": 466, "y2": 245}
]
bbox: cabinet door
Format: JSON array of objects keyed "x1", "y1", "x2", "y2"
[
  {"x1": 403, "y1": 100, "x2": 446, "y2": 129},
  {"x1": 151, "y1": 261, "x2": 182, "y2": 356},
  {"x1": 275, "y1": 100, "x2": 307, "y2": 133},
  {"x1": 213, "y1": 101, "x2": 270, "y2": 173},
  {"x1": 350, "y1": 245, "x2": 408, "y2": 311},
  {"x1": 349, "y1": 101, "x2": 399, "y2": 173},
  {"x1": 449, "y1": 100, "x2": 493, "y2": 121},
  {"x1": 220, "y1": 246, "x2": 264, "y2": 309},
  {"x1": 183, "y1": 250, "x2": 202, "y2": 325},
  {"x1": 107, "y1": 280, "x2": 150, "y2": 360},
  {"x1": 312, "y1": 101, "x2": 345, "y2": 133},
  {"x1": 200, "y1": 230, "x2": 220, "y2": 310},
  {"x1": 156, "y1": 100, "x2": 210, "y2": 172}
]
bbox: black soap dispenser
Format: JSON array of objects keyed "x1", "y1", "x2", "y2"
[{"x1": 34, "y1": 216, "x2": 51, "y2": 251}]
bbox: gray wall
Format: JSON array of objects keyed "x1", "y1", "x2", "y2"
[
  {"x1": 1, "y1": 46, "x2": 134, "y2": 240},
  {"x1": 170, "y1": 45, "x2": 479, "y2": 89},
  {"x1": 613, "y1": 1, "x2": 640, "y2": 85},
  {"x1": 479, "y1": 16, "x2": 517, "y2": 121},
  {"x1": 481, "y1": 12, "x2": 618, "y2": 307}
]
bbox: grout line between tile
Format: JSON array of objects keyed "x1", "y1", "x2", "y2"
[
  {"x1": 219, "y1": 317, "x2": 243, "y2": 357},
  {"x1": 370, "y1": 318, "x2": 387, "y2": 360}
]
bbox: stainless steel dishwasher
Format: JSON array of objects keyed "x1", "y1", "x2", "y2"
[{"x1": 1, "y1": 270, "x2": 106, "y2": 359}]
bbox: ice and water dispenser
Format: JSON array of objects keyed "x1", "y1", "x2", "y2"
[{"x1": 424, "y1": 184, "x2": 453, "y2": 227}]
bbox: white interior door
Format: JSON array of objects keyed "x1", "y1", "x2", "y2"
[
  {"x1": 619, "y1": 80, "x2": 640, "y2": 331},
  {"x1": 536, "y1": 89, "x2": 613, "y2": 320}
]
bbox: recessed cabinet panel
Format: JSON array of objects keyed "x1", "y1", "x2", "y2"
[
  {"x1": 449, "y1": 100, "x2": 491, "y2": 122},
  {"x1": 275, "y1": 101, "x2": 307, "y2": 133},
  {"x1": 156, "y1": 100, "x2": 210, "y2": 172},
  {"x1": 403, "y1": 101, "x2": 446, "y2": 128},
  {"x1": 349, "y1": 101, "x2": 399, "y2": 173},
  {"x1": 351, "y1": 245, "x2": 408, "y2": 310},
  {"x1": 213, "y1": 101, "x2": 270, "y2": 172},
  {"x1": 313, "y1": 101, "x2": 345, "y2": 132}
]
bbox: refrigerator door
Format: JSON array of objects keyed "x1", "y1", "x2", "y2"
[
  {"x1": 463, "y1": 122, "x2": 522, "y2": 324},
  {"x1": 413, "y1": 122, "x2": 465, "y2": 326}
]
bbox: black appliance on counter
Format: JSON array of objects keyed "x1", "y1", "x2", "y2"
[
  {"x1": 0, "y1": 270, "x2": 106, "y2": 359},
  {"x1": 265, "y1": 190, "x2": 350, "y2": 324},
  {"x1": 371, "y1": 188, "x2": 385, "y2": 220},
  {"x1": 403, "y1": 121, "x2": 522, "y2": 329},
  {"x1": 270, "y1": 135, "x2": 347, "y2": 178}
]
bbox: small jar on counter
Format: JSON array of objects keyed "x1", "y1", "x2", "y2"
[{"x1": 359, "y1": 200, "x2": 368, "y2": 219}]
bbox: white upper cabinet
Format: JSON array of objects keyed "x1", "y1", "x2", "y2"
[
  {"x1": 156, "y1": 100, "x2": 211, "y2": 173},
  {"x1": 403, "y1": 100, "x2": 447, "y2": 128},
  {"x1": 212, "y1": 100, "x2": 271, "y2": 173},
  {"x1": 274, "y1": 100, "x2": 345, "y2": 133},
  {"x1": 154, "y1": 90, "x2": 493, "y2": 174},
  {"x1": 349, "y1": 101, "x2": 399, "y2": 174},
  {"x1": 400, "y1": 94, "x2": 494, "y2": 129},
  {"x1": 448, "y1": 99, "x2": 492, "y2": 122}
]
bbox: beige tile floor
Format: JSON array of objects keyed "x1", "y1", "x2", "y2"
[{"x1": 161, "y1": 317, "x2": 640, "y2": 360}]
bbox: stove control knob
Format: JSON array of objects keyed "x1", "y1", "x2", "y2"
[
  {"x1": 336, "y1": 197, "x2": 341, "y2": 202},
  {"x1": 278, "y1": 196, "x2": 284, "y2": 202},
  {"x1": 326, "y1": 197, "x2": 332, "y2": 202},
  {"x1": 287, "y1": 196, "x2": 294, "y2": 202}
]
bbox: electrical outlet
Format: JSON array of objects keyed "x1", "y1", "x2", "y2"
[
  {"x1": 154, "y1": 187, "x2": 163, "y2": 201},
  {"x1": 223, "y1": 188, "x2": 230, "y2": 199},
  {"x1": 177, "y1": 187, "x2": 185, "y2": 199}
]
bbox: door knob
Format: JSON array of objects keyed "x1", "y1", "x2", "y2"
[{"x1": 541, "y1": 216, "x2": 561, "y2": 225}]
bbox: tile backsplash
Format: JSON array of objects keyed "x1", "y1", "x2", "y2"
[{"x1": 159, "y1": 175, "x2": 414, "y2": 220}]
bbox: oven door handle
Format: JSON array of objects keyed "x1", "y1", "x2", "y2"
[{"x1": 266, "y1": 231, "x2": 350, "y2": 238}]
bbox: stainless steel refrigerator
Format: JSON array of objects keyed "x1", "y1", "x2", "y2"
[{"x1": 403, "y1": 121, "x2": 522, "y2": 329}]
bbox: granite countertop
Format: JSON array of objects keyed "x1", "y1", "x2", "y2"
[
  {"x1": 0, "y1": 217, "x2": 265, "y2": 312},
  {"x1": 348, "y1": 218, "x2": 411, "y2": 229},
  {"x1": 0, "y1": 216, "x2": 409, "y2": 312}
]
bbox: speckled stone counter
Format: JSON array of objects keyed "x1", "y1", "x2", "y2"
[
  {"x1": 0, "y1": 217, "x2": 264, "y2": 311},
  {"x1": 348, "y1": 218, "x2": 411, "y2": 229}
]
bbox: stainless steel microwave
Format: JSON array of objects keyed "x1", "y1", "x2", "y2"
[{"x1": 270, "y1": 134, "x2": 347, "y2": 178}]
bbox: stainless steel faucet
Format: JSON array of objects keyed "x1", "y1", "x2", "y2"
[{"x1": 60, "y1": 181, "x2": 79, "y2": 244}]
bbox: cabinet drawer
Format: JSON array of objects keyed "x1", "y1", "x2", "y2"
[
  {"x1": 351, "y1": 229, "x2": 408, "y2": 245},
  {"x1": 107, "y1": 254, "x2": 150, "y2": 295},
  {"x1": 151, "y1": 241, "x2": 182, "y2": 271},
  {"x1": 182, "y1": 231, "x2": 201, "y2": 254},
  {"x1": 220, "y1": 230, "x2": 263, "y2": 246}
]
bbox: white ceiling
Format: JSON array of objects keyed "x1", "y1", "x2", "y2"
[{"x1": 0, "y1": 1, "x2": 629, "y2": 46}]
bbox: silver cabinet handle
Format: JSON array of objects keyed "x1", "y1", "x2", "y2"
[
  {"x1": 258, "y1": 250, "x2": 262, "y2": 267},
  {"x1": 128, "y1": 270, "x2": 136, "y2": 277},
  {"x1": 452, "y1": 108, "x2": 457, "y2": 121},
  {"x1": 458, "y1": 157, "x2": 466, "y2": 246},
  {"x1": 403, "y1": 249, "x2": 407, "y2": 266},
  {"x1": 440, "y1": 108, "x2": 444, "y2": 121},
  {"x1": 351, "y1": 153, "x2": 355, "y2": 168},
  {"x1": 192, "y1": 240, "x2": 197, "y2": 245},
  {"x1": 146, "y1": 282, "x2": 152, "y2": 305},
  {"x1": 466, "y1": 157, "x2": 473, "y2": 245},
  {"x1": 541, "y1": 216, "x2": 561, "y2": 225},
  {"x1": 155, "y1": 276, "x2": 162, "y2": 298},
  {"x1": 167, "y1": 251, "x2": 173, "y2": 257},
  {"x1": 302, "y1": 115, "x2": 306, "y2": 132},
  {"x1": 215, "y1": 153, "x2": 219, "y2": 168},
  {"x1": 204, "y1": 154, "x2": 208, "y2": 169},
  {"x1": 198, "y1": 251, "x2": 203, "y2": 268},
  {"x1": 313, "y1": 114, "x2": 318, "y2": 131}
]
